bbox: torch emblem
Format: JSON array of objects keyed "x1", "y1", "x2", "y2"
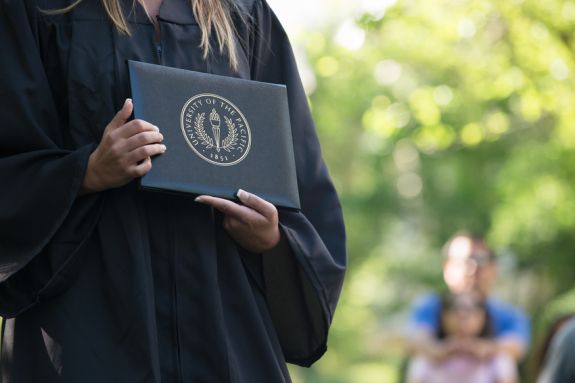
[
  {"x1": 181, "y1": 94, "x2": 251, "y2": 166},
  {"x1": 209, "y1": 108, "x2": 222, "y2": 152}
]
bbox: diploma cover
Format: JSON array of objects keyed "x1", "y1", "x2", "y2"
[{"x1": 128, "y1": 61, "x2": 300, "y2": 210}]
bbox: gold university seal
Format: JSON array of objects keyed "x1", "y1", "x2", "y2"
[{"x1": 181, "y1": 94, "x2": 251, "y2": 166}]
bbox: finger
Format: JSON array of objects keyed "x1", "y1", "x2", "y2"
[
  {"x1": 123, "y1": 130, "x2": 164, "y2": 152},
  {"x1": 222, "y1": 217, "x2": 251, "y2": 249},
  {"x1": 109, "y1": 98, "x2": 134, "y2": 130},
  {"x1": 223, "y1": 216, "x2": 242, "y2": 233},
  {"x1": 129, "y1": 156, "x2": 152, "y2": 177},
  {"x1": 195, "y1": 195, "x2": 259, "y2": 222},
  {"x1": 236, "y1": 189, "x2": 277, "y2": 219},
  {"x1": 116, "y1": 119, "x2": 159, "y2": 139},
  {"x1": 127, "y1": 143, "x2": 167, "y2": 163}
]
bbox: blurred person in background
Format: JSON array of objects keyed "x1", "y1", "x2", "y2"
[
  {"x1": 405, "y1": 232, "x2": 530, "y2": 364},
  {"x1": 406, "y1": 292, "x2": 518, "y2": 383},
  {"x1": 536, "y1": 314, "x2": 575, "y2": 383}
]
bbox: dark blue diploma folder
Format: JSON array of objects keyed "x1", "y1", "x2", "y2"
[{"x1": 128, "y1": 60, "x2": 300, "y2": 210}]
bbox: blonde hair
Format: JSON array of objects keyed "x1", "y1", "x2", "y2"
[{"x1": 43, "y1": 0, "x2": 242, "y2": 69}]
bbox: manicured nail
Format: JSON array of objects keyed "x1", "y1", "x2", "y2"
[{"x1": 236, "y1": 189, "x2": 247, "y2": 200}]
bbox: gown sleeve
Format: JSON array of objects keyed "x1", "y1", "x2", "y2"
[
  {"x1": 0, "y1": 0, "x2": 101, "y2": 317},
  {"x1": 248, "y1": 0, "x2": 347, "y2": 367}
]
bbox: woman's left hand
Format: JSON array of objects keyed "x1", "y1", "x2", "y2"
[{"x1": 195, "y1": 189, "x2": 280, "y2": 253}]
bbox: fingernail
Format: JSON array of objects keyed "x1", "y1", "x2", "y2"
[
  {"x1": 125, "y1": 98, "x2": 132, "y2": 105},
  {"x1": 159, "y1": 133, "x2": 164, "y2": 141},
  {"x1": 161, "y1": 145, "x2": 167, "y2": 152},
  {"x1": 194, "y1": 196, "x2": 204, "y2": 203},
  {"x1": 236, "y1": 189, "x2": 246, "y2": 200},
  {"x1": 153, "y1": 125, "x2": 160, "y2": 132}
]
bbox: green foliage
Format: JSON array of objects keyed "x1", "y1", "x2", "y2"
[{"x1": 290, "y1": 0, "x2": 575, "y2": 382}]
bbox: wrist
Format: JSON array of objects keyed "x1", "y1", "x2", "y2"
[
  {"x1": 258, "y1": 225, "x2": 282, "y2": 253},
  {"x1": 80, "y1": 153, "x2": 103, "y2": 195},
  {"x1": 269, "y1": 225, "x2": 281, "y2": 249}
]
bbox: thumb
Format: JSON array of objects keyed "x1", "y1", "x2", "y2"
[{"x1": 109, "y1": 98, "x2": 133, "y2": 129}]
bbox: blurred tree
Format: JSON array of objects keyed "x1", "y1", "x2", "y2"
[{"x1": 288, "y1": 0, "x2": 575, "y2": 382}]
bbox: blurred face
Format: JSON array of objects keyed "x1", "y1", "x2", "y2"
[
  {"x1": 442, "y1": 236, "x2": 496, "y2": 295},
  {"x1": 442, "y1": 300, "x2": 486, "y2": 338}
]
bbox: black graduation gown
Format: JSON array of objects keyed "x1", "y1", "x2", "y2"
[{"x1": 0, "y1": 0, "x2": 346, "y2": 382}]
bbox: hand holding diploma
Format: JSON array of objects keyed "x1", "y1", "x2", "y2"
[
  {"x1": 81, "y1": 98, "x2": 166, "y2": 194},
  {"x1": 195, "y1": 189, "x2": 281, "y2": 253}
]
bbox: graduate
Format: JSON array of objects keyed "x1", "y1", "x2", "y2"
[{"x1": 0, "y1": 0, "x2": 346, "y2": 381}]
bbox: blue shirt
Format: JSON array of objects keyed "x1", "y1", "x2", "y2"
[{"x1": 409, "y1": 293, "x2": 531, "y2": 348}]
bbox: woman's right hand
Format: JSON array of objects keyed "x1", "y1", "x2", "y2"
[{"x1": 80, "y1": 98, "x2": 166, "y2": 194}]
